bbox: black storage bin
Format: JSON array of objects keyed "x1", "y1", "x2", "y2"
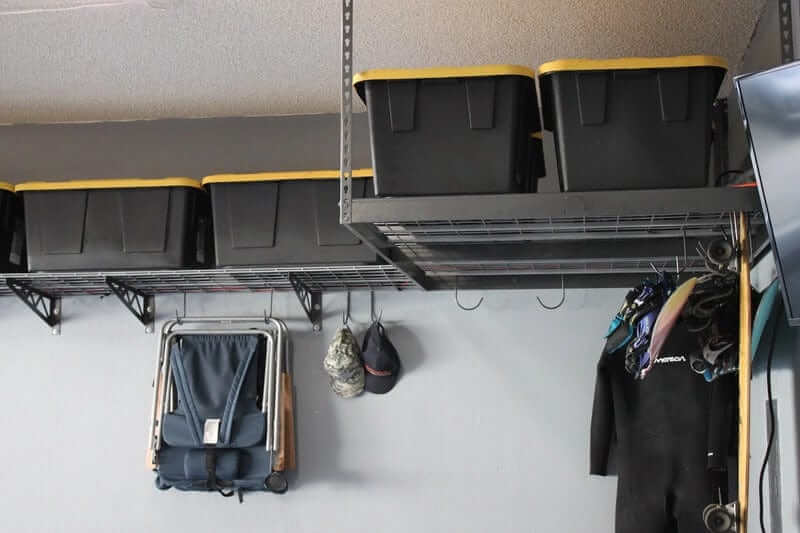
[
  {"x1": 16, "y1": 178, "x2": 210, "y2": 271},
  {"x1": 538, "y1": 55, "x2": 727, "y2": 191},
  {"x1": 0, "y1": 183, "x2": 25, "y2": 272},
  {"x1": 202, "y1": 170, "x2": 379, "y2": 266},
  {"x1": 354, "y1": 65, "x2": 545, "y2": 196}
]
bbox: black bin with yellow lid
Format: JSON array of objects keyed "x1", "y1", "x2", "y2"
[
  {"x1": 16, "y1": 178, "x2": 211, "y2": 271},
  {"x1": 538, "y1": 55, "x2": 727, "y2": 191},
  {"x1": 0, "y1": 182, "x2": 25, "y2": 273},
  {"x1": 354, "y1": 65, "x2": 545, "y2": 196},
  {"x1": 202, "y1": 169, "x2": 379, "y2": 266}
]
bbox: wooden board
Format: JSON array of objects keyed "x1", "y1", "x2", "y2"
[
  {"x1": 274, "y1": 372, "x2": 297, "y2": 472},
  {"x1": 738, "y1": 212, "x2": 752, "y2": 533}
]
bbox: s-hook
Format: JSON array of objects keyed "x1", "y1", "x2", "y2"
[
  {"x1": 537, "y1": 275, "x2": 566, "y2": 311},
  {"x1": 454, "y1": 278, "x2": 483, "y2": 311}
]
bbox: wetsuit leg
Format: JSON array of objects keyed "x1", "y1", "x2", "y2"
[
  {"x1": 614, "y1": 463, "x2": 672, "y2": 533},
  {"x1": 673, "y1": 468, "x2": 715, "y2": 533}
]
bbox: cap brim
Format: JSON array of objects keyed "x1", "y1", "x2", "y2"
[{"x1": 364, "y1": 372, "x2": 398, "y2": 394}]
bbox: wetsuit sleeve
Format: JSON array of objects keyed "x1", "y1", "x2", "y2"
[{"x1": 590, "y1": 352, "x2": 615, "y2": 476}]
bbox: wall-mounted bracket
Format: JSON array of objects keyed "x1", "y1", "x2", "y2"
[
  {"x1": 288, "y1": 274, "x2": 322, "y2": 332},
  {"x1": 6, "y1": 280, "x2": 61, "y2": 335},
  {"x1": 105, "y1": 277, "x2": 155, "y2": 333}
]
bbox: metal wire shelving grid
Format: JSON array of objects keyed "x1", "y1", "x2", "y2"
[
  {"x1": 344, "y1": 188, "x2": 765, "y2": 287},
  {"x1": 0, "y1": 264, "x2": 415, "y2": 297},
  {"x1": 375, "y1": 211, "x2": 757, "y2": 248}
]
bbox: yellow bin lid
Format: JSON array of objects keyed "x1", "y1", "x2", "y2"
[
  {"x1": 538, "y1": 55, "x2": 728, "y2": 76},
  {"x1": 202, "y1": 168, "x2": 373, "y2": 186},
  {"x1": 353, "y1": 64, "x2": 535, "y2": 100},
  {"x1": 0, "y1": 182, "x2": 15, "y2": 193},
  {"x1": 15, "y1": 177, "x2": 203, "y2": 192}
]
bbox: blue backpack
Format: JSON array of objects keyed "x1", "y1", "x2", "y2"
[{"x1": 149, "y1": 321, "x2": 289, "y2": 498}]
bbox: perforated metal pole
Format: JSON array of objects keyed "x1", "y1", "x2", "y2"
[
  {"x1": 339, "y1": 0, "x2": 354, "y2": 224},
  {"x1": 779, "y1": 0, "x2": 795, "y2": 64}
]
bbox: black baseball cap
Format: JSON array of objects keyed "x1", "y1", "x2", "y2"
[{"x1": 361, "y1": 322, "x2": 401, "y2": 394}]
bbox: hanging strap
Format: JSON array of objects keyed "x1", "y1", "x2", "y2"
[{"x1": 205, "y1": 448, "x2": 217, "y2": 490}]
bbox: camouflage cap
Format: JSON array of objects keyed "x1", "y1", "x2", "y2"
[{"x1": 323, "y1": 327, "x2": 365, "y2": 398}]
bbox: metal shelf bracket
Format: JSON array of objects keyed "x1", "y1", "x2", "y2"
[
  {"x1": 288, "y1": 274, "x2": 322, "y2": 332},
  {"x1": 7, "y1": 279, "x2": 61, "y2": 335},
  {"x1": 106, "y1": 277, "x2": 156, "y2": 333}
]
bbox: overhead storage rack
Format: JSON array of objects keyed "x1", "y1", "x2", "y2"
[{"x1": 337, "y1": 1, "x2": 766, "y2": 292}]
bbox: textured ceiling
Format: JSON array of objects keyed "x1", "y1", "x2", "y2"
[{"x1": 0, "y1": 0, "x2": 765, "y2": 123}]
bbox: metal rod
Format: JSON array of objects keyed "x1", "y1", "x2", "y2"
[
  {"x1": 738, "y1": 212, "x2": 752, "y2": 533},
  {"x1": 339, "y1": 0, "x2": 354, "y2": 224}
]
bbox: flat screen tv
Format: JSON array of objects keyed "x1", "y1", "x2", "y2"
[{"x1": 736, "y1": 61, "x2": 800, "y2": 326}]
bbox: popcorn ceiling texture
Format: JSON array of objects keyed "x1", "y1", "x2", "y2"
[{"x1": 0, "y1": 0, "x2": 765, "y2": 123}]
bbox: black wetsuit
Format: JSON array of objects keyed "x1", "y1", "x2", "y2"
[{"x1": 591, "y1": 321, "x2": 737, "y2": 533}]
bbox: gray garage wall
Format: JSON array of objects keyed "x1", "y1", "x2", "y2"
[{"x1": 0, "y1": 288, "x2": 620, "y2": 533}]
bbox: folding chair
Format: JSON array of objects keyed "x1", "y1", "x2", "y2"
[{"x1": 146, "y1": 316, "x2": 292, "y2": 496}]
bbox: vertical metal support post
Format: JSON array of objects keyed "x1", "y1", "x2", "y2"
[
  {"x1": 779, "y1": 0, "x2": 795, "y2": 63},
  {"x1": 339, "y1": 0, "x2": 354, "y2": 224},
  {"x1": 738, "y1": 212, "x2": 752, "y2": 533}
]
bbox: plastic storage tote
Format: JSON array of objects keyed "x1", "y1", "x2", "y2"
[
  {"x1": 538, "y1": 55, "x2": 727, "y2": 191},
  {"x1": 354, "y1": 65, "x2": 545, "y2": 196},
  {"x1": 16, "y1": 178, "x2": 211, "y2": 271},
  {"x1": 0, "y1": 183, "x2": 25, "y2": 272},
  {"x1": 202, "y1": 169, "x2": 379, "y2": 266}
]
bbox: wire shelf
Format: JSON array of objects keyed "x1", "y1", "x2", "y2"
[
  {"x1": 344, "y1": 188, "x2": 765, "y2": 288},
  {"x1": 0, "y1": 265, "x2": 416, "y2": 297},
  {"x1": 376, "y1": 211, "x2": 763, "y2": 248},
  {"x1": 419, "y1": 256, "x2": 709, "y2": 277}
]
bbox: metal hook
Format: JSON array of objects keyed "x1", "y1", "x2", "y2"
[
  {"x1": 677, "y1": 226, "x2": 688, "y2": 276},
  {"x1": 537, "y1": 275, "x2": 566, "y2": 310},
  {"x1": 175, "y1": 292, "x2": 186, "y2": 324},
  {"x1": 454, "y1": 278, "x2": 483, "y2": 311},
  {"x1": 342, "y1": 291, "x2": 351, "y2": 325},
  {"x1": 369, "y1": 290, "x2": 384, "y2": 323}
]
